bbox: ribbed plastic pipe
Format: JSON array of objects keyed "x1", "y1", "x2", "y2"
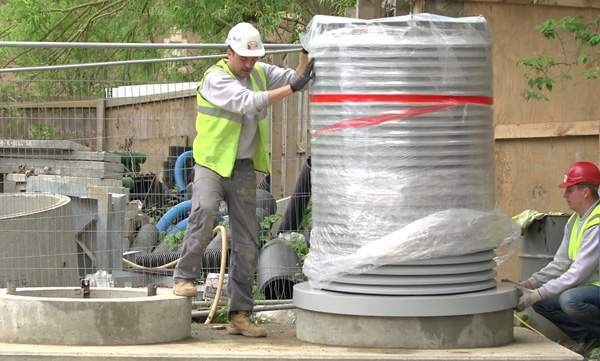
[{"x1": 309, "y1": 15, "x2": 495, "y2": 295}]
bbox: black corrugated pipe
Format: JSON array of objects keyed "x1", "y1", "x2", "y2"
[
  {"x1": 277, "y1": 157, "x2": 311, "y2": 233},
  {"x1": 134, "y1": 234, "x2": 229, "y2": 274},
  {"x1": 134, "y1": 251, "x2": 180, "y2": 268},
  {"x1": 257, "y1": 238, "x2": 301, "y2": 300}
]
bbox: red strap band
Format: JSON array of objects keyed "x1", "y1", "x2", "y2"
[
  {"x1": 310, "y1": 93, "x2": 492, "y2": 136},
  {"x1": 310, "y1": 94, "x2": 493, "y2": 105}
]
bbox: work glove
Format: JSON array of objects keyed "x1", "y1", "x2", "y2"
[
  {"x1": 290, "y1": 58, "x2": 315, "y2": 92},
  {"x1": 516, "y1": 288, "x2": 542, "y2": 312},
  {"x1": 519, "y1": 279, "x2": 536, "y2": 290}
]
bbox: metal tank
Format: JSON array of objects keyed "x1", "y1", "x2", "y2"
[
  {"x1": 0, "y1": 193, "x2": 79, "y2": 287},
  {"x1": 294, "y1": 14, "x2": 517, "y2": 348}
]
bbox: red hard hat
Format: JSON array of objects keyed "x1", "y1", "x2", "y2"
[{"x1": 559, "y1": 161, "x2": 600, "y2": 188}]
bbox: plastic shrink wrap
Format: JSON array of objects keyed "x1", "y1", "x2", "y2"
[{"x1": 301, "y1": 14, "x2": 520, "y2": 290}]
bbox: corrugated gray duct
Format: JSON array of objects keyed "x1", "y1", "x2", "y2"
[{"x1": 302, "y1": 14, "x2": 517, "y2": 294}]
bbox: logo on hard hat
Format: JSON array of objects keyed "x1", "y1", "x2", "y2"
[{"x1": 247, "y1": 41, "x2": 259, "y2": 50}]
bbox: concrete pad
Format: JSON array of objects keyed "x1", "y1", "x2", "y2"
[{"x1": 0, "y1": 326, "x2": 582, "y2": 361}]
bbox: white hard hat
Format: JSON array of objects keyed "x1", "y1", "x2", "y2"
[{"x1": 225, "y1": 22, "x2": 266, "y2": 57}]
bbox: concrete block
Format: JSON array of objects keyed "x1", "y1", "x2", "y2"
[
  {"x1": 3, "y1": 174, "x2": 26, "y2": 193},
  {"x1": 26, "y1": 175, "x2": 126, "y2": 198},
  {"x1": 296, "y1": 308, "x2": 514, "y2": 349}
]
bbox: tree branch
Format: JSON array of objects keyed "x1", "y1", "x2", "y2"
[
  {"x1": 48, "y1": 0, "x2": 109, "y2": 13},
  {"x1": 0, "y1": 24, "x2": 17, "y2": 38}
]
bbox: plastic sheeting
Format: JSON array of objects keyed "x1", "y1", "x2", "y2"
[{"x1": 302, "y1": 14, "x2": 519, "y2": 289}]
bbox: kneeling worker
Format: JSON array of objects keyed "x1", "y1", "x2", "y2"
[{"x1": 517, "y1": 161, "x2": 600, "y2": 351}]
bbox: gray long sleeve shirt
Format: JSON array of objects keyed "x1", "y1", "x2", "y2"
[
  {"x1": 529, "y1": 200, "x2": 600, "y2": 298},
  {"x1": 200, "y1": 61, "x2": 297, "y2": 159}
]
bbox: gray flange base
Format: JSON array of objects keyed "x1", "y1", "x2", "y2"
[{"x1": 293, "y1": 282, "x2": 517, "y2": 317}]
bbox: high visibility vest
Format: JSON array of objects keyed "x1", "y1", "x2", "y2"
[
  {"x1": 192, "y1": 59, "x2": 270, "y2": 178},
  {"x1": 565, "y1": 202, "x2": 600, "y2": 286}
]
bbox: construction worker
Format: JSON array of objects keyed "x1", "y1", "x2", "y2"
[
  {"x1": 172, "y1": 22, "x2": 314, "y2": 337},
  {"x1": 517, "y1": 161, "x2": 600, "y2": 352}
]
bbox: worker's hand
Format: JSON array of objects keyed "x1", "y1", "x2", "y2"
[
  {"x1": 290, "y1": 58, "x2": 314, "y2": 92},
  {"x1": 518, "y1": 279, "x2": 536, "y2": 290},
  {"x1": 516, "y1": 288, "x2": 542, "y2": 312}
]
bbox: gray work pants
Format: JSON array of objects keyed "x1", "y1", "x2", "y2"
[{"x1": 173, "y1": 160, "x2": 258, "y2": 315}]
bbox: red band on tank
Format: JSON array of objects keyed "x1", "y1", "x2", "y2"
[
  {"x1": 310, "y1": 94, "x2": 493, "y2": 105},
  {"x1": 310, "y1": 93, "x2": 492, "y2": 136}
]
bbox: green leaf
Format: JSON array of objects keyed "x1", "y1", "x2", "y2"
[
  {"x1": 536, "y1": 19, "x2": 556, "y2": 39},
  {"x1": 577, "y1": 55, "x2": 591, "y2": 65},
  {"x1": 583, "y1": 70, "x2": 600, "y2": 79},
  {"x1": 588, "y1": 35, "x2": 600, "y2": 47},
  {"x1": 518, "y1": 15, "x2": 599, "y2": 100}
]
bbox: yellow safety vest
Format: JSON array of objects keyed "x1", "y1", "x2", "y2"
[
  {"x1": 565, "y1": 202, "x2": 600, "y2": 286},
  {"x1": 192, "y1": 59, "x2": 270, "y2": 177}
]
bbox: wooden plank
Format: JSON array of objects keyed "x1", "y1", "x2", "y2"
[
  {"x1": 270, "y1": 53, "x2": 286, "y2": 199},
  {"x1": 0, "y1": 99, "x2": 97, "y2": 109},
  {"x1": 414, "y1": 0, "x2": 426, "y2": 13},
  {"x1": 96, "y1": 99, "x2": 105, "y2": 151},
  {"x1": 356, "y1": 0, "x2": 385, "y2": 19},
  {"x1": 297, "y1": 91, "x2": 310, "y2": 157},
  {"x1": 494, "y1": 121, "x2": 598, "y2": 139},
  {"x1": 271, "y1": 99, "x2": 284, "y2": 199},
  {"x1": 284, "y1": 91, "x2": 301, "y2": 199},
  {"x1": 470, "y1": 0, "x2": 600, "y2": 8},
  {"x1": 104, "y1": 89, "x2": 195, "y2": 108}
]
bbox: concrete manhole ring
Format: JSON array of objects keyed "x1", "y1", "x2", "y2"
[{"x1": 0, "y1": 287, "x2": 191, "y2": 345}]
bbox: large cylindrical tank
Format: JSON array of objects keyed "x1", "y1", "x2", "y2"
[
  {"x1": 0, "y1": 193, "x2": 79, "y2": 287},
  {"x1": 307, "y1": 14, "x2": 496, "y2": 294},
  {"x1": 294, "y1": 14, "x2": 517, "y2": 349}
]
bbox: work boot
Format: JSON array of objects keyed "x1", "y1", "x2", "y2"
[
  {"x1": 173, "y1": 279, "x2": 197, "y2": 297},
  {"x1": 560, "y1": 339, "x2": 587, "y2": 355},
  {"x1": 227, "y1": 311, "x2": 267, "y2": 337}
]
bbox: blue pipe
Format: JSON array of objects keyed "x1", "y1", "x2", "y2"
[
  {"x1": 169, "y1": 217, "x2": 189, "y2": 234},
  {"x1": 165, "y1": 210, "x2": 227, "y2": 234},
  {"x1": 174, "y1": 150, "x2": 193, "y2": 192},
  {"x1": 156, "y1": 200, "x2": 192, "y2": 232}
]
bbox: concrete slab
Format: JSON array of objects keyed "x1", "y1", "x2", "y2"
[
  {"x1": 0, "y1": 326, "x2": 582, "y2": 361},
  {"x1": 1, "y1": 150, "x2": 121, "y2": 163},
  {"x1": 0, "y1": 157, "x2": 124, "y2": 179}
]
